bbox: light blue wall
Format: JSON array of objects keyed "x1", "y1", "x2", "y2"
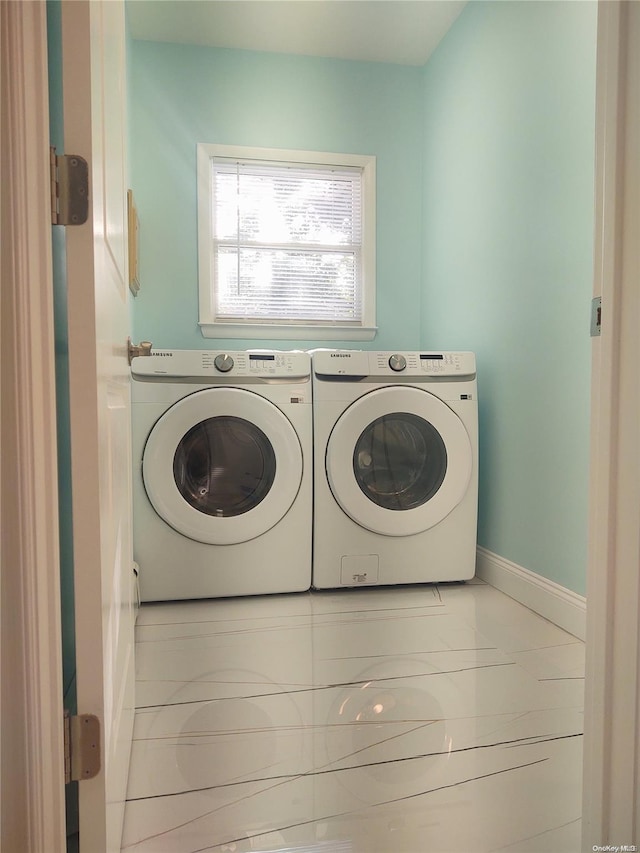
[
  {"x1": 421, "y1": 1, "x2": 597, "y2": 595},
  {"x1": 128, "y1": 3, "x2": 597, "y2": 596},
  {"x1": 128, "y1": 42, "x2": 424, "y2": 350}
]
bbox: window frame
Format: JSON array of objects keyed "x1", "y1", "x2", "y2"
[{"x1": 197, "y1": 143, "x2": 377, "y2": 340}]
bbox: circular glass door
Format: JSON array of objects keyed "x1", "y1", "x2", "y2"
[
  {"x1": 326, "y1": 387, "x2": 472, "y2": 536},
  {"x1": 143, "y1": 388, "x2": 302, "y2": 545},
  {"x1": 173, "y1": 416, "x2": 276, "y2": 517},
  {"x1": 353, "y1": 413, "x2": 447, "y2": 510}
]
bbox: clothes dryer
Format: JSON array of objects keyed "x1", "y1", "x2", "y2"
[
  {"x1": 312, "y1": 350, "x2": 478, "y2": 588},
  {"x1": 131, "y1": 349, "x2": 312, "y2": 600}
]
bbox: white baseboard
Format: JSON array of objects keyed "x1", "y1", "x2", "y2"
[{"x1": 475, "y1": 546, "x2": 586, "y2": 641}]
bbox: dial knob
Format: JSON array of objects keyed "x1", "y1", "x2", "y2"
[
  {"x1": 388, "y1": 354, "x2": 407, "y2": 372},
  {"x1": 214, "y1": 353, "x2": 234, "y2": 373}
]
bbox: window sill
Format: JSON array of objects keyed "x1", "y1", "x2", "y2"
[{"x1": 199, "y1": 322, "x2": 378, "y2": 342}]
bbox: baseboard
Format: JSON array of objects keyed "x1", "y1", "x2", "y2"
[{"x1": 475, "y1": 546, "x2": 586, "y2": 641}]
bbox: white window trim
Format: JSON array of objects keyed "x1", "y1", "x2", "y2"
[{"x1": 197, "y1": 143, "x2": 377, "y2": 340}]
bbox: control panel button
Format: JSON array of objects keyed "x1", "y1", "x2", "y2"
[
  {"x1": 388, "y1": 354, "x2": 407, "y2": 372},
  {"x1": 214, "y1": 353, "x2": 234, "y2": 373}
]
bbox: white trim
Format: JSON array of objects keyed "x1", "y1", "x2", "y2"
[
  {"x1": 0, "y1": 1, "x2": 66, "y2": 850},
  {"x1": 199, "y1": 322, "x2": 378, "y2": 341},
  {"x1": 475, "y1": 547, "x2": 586, "y2": 641},
  {"x1": 196, "y1": 143, "x2": 376, "y2": 340},
  {"x1": 198, "y1": 143, "x2": 374, "y2": 170},
  {"x1": 583, "y1": 1, "x2": 640, "y2": 847}
]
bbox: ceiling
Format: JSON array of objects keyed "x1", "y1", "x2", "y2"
[{"x1": 126, "y1": 0, "x2": 467, "y2": 66}]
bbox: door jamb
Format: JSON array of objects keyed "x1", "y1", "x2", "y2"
[
  {"x1": 0, "y1": 1, "x2": 66, "y2": 850},
  {"x1": 583, "y1": 0, "x2": 640, "y2": 846},
  {"x1": 2, "y1": 0, "x2": 640, "y2": 848}
]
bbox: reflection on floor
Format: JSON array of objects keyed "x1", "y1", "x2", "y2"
[{"x1": 121, "y1": 580, "x2": 584, "y2": 853}]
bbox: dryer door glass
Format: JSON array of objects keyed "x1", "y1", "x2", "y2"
[
  {"x1": 173, "y1": 416, "x2": 276, "y2": 517},
  {"x1": 353, "y1": 413, "x2": 447, "y2": 510}
]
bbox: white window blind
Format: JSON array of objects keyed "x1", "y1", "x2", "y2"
[
  {"x1": 212, "y1": 159, "x2": 364, "y2": 324},
  {"x1": 197, "y1": 144, "x2": 376, "y2": 340}
]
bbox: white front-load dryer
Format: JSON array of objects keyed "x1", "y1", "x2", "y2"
[
  {"x1": 131, "y1": 349, "x2": 312, "y2": 601},
  {"x1": 312, "y1": 350, "x2": 478, "y2": 589}
]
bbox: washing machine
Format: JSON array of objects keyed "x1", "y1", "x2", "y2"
[
  {"x1": 131, "y1": 349, "x2": 312, "y2": 601},
  {"x1": 312, "y1": 350, "x2": 478, "y2": 589}
]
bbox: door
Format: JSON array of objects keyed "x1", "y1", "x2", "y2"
[
  {"x1": 142, "y1": 388, "x2": 303, "y2": 544},
  {"x1": 60, "y1": 1, "x2": 135, "y2": 850},
  {"x1": 325, "y1": 386, "x2": 473, "y2": 536}
]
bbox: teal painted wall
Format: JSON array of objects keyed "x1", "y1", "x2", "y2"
[
  {"x1": 128, "y1": 42, "x2": 424, "y2": 350},
  {"x1": 128, "y1": 3, "x2": 596, "y2": 596},
  {"x1": 421, "y1": 1, "x2": 597, "y2": 595}
]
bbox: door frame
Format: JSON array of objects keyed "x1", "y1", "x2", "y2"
[
  {"x1": 582, "y1": 0, "x2": 640, "y2": 847},
  {"x1": 2, "y1": 0, "x2": 638, "y2": 849},
  {"x1": 0, "y1": 1, "x2": 66, "y2": 850}
]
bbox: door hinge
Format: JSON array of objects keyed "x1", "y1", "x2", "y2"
[
  {"x1": 591, "y1": 296, "x2": 602, "y2": 337},
  {"x1": 50, "y1": 147, "x2": 89, "y2": 226},
  {"x1": 64, "y1": 711, "x2": 101, "y2": 784}
]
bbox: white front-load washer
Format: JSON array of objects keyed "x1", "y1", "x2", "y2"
[
  {"x1": 131, "y1": 349, "x2": 312, "y2": 601},
  {"x1": 312, "y1": 350, "x2": 478, "y2": 589}
]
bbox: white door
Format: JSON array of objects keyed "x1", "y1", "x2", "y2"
[
  {"x1": 326, "y1": 387, "x2": 473, "y2": 536},
  {"x1": 60, "y1": 1, "x2": 136, "y2": 850}
]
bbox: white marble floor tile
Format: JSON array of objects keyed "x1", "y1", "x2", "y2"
[
  {"x1": 510, "y1": 642, "x2": 585, "y2": 681},
  {"x1": 122, "y1": 583, "x2": 584, "y2": 853},
  {"x1": 128, "y1": 691, "x2": 315, "y2": 800}
]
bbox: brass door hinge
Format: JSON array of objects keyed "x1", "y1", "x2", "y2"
[
  {"x1": 64, "y1": 711, "x2": 101, "y2": 784},
  {"x1": 50, "y1": 147, "x2": 89, "y2": 225}
]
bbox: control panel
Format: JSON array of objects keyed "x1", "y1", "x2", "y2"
[
  {"x1": 131, "y1": 349, "x2": 310, "y2": 379},
  {"x1": 313, "y1": 350, "x2": 476, "y2": 379},
  {"x1": 418, "y1": 353, "x2": 471, "y2": 374}
]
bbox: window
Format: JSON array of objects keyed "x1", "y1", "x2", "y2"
[{"x1": 197, "y1": 144, "x2": 376, "y2": 340}]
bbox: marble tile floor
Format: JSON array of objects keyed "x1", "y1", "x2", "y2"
[{"x1": 121, "y1": 580, "x2": 585, "y2": 853}]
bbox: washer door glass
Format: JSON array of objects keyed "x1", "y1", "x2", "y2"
[
  {"x1": 143, "y1": 388, "x2": 302, "y2": 545},
  {"x1": 173, "y1": 417, "x2": 276, "y2": 517},
  {"x1": 326, "y1": 386, "x2": 473, "y2": 537},
  {"x1": 353, "y1": 413, "x2": 447, "y2": 511}
]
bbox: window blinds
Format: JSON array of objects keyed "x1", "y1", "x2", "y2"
[{"x1": 211, "y1": 159, "x2": 364, "y2": 324}]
